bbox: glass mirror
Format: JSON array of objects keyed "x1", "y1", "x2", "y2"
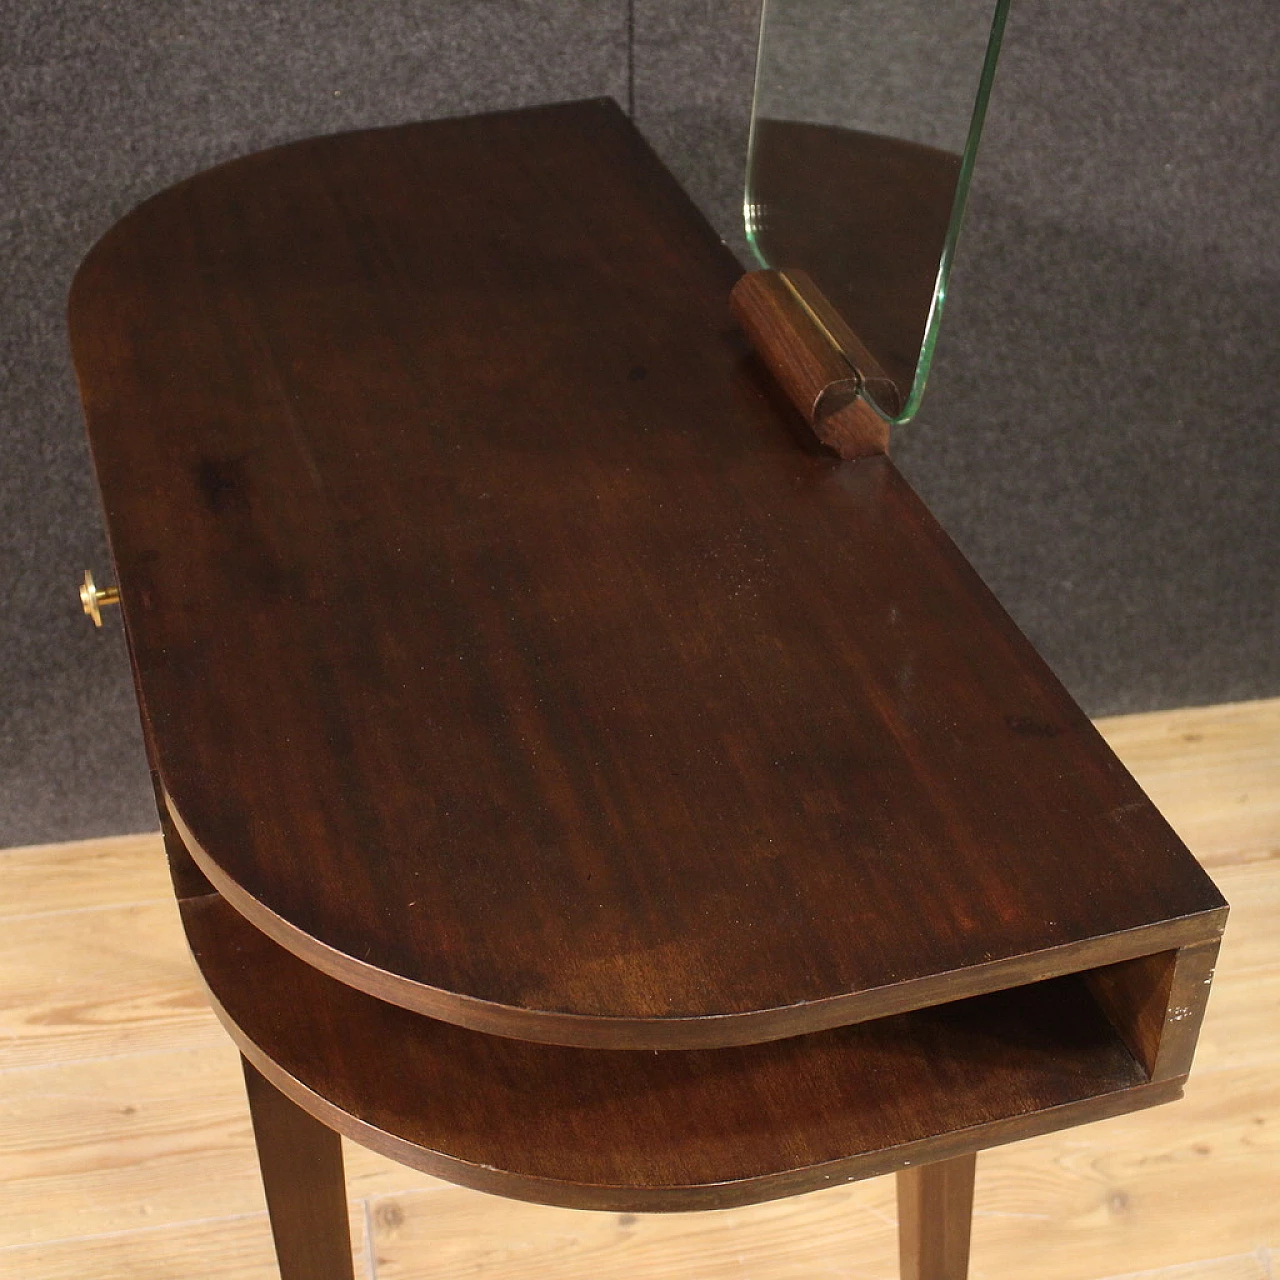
[{"x1": 745, "y1": 0, "x2": 1011, "y2": 423}]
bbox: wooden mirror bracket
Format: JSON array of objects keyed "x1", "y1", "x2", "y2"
[{"x1": 731, "y1": 267, "x2": 902, "y2": 460}]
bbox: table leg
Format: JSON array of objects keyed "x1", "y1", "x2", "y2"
[
  {"x1": 241, "y1": 1056, "x2": 357, "y2": 1280},
  {"x1": 896, "y1": 1152, "x2": 977, "y2": 1280}
]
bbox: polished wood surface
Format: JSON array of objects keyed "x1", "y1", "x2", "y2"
[
  {"x1": 3, "y1": 699, "x2": 1275, "y2": 1278},
  {"x1": 179, "y1": 890, "x2": 1158, "y2": 1212},
  {"x1": 241, "y1": 1058, "x2": 356, "y2": 1280},
  {"x1": 897, "y1": 1154, "x2": 977, "y2": 1280},
  {"x1": 728, "y1": 268, "x2": 892, "y2": 458},
  {"x1": 70, "y1": 102, "x2": 1222, "y2": 1048}
]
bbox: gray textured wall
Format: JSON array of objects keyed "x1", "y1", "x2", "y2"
[{"x1": 3, "y1": 0, "x2": 1277, "y2": 846}]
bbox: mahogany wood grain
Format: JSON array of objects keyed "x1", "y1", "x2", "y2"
[
  {"x1": 897, "y1": 1154, "x2": 977, "y2": 1280},
  {"x1": 241, "y1": 1057, "x2": 356, "y2": 1280},
  {"x1": 180, "y1": 891, "x2": 1179, "y2": 1214},
  {"x1": 1086, "y1": 950, "x2": 1177, "y2": 1078},
  {"x1": 728, "y1": 268, "x2": 891, "y2": 458},
  {"x1": 1150, "y1": 940, "x2": 1223, "y2": 1081},
  {"x1": 1085, "y1": 939, "x2": 1223, "y2": 1082},
  {"x1": 785, "y1": 266, "x2": 905, "y2": 417},
  {"x1": 71, "y1": 99, "x2": 1225, "y2": 1049}
]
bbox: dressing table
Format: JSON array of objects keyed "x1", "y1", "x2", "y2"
[{"x1": 70, "y1": 85, "x2": 1224, "y2": 1280}]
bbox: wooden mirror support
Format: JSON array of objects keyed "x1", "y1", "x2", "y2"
[
  {"x1": 70, "y1": 100, "x2": 1225, "y2": 1280},
  {"x1": 730, "y1": 267, "x2": 898, "y2": 459}
]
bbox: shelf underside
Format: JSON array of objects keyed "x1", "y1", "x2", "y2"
[{"x1": 183, "y1": 893, "x2": 1171, "y2": 1212}]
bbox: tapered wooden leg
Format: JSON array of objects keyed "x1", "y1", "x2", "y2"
[
  {"x1": 242, "y1": 1057, "x2": 356, "y2": 1280},
  {"x1": 897, "y1": 1153, "x2": 977, "y2": 1280}
]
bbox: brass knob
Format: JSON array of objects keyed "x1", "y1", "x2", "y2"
[{"x1": 80, "y1": 570, "x2": 120, "y2": 628}]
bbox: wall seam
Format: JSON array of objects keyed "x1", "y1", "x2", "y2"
[{"x1": 626, "y1": 0, "x2": 636, "y2": 116}]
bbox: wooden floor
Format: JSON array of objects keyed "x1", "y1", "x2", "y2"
[{"x1": 2, "y1": 699, "x2": 1278, "y2": 1280}]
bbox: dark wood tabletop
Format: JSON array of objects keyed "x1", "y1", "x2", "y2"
[{"x1": 71, "y1": 99, "x2": 1224, "y2": 1049}]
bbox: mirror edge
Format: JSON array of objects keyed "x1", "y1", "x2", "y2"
[{"x1": 741, "y1": 0, "x2": 1015, "y2": 427}]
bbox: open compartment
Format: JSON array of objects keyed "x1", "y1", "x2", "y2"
[
  {"x1": 181, "y1": 892, "x2": 1187, "y2": 1213},
  {"x1": 1083, "y1": 940, "x2": 1221, "y2": 1083}
]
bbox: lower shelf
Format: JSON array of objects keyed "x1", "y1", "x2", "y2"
[{"x1": 182, "y1": 893, "x2": 1177, "y2": 1212}]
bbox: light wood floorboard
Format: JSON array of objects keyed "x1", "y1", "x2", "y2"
[
  {"x1": 1095, "y1": 699, "x2": 1280, "y2": 868},
  {"x1": 0, "y1": 1208, "x2": 371, "y2": 1280},
  {"x1": 2, "y1": 698, "x2": 1277, "y2": 1279}
]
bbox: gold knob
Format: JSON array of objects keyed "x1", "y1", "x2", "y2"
[{"x1": 80, "y1": 570, "x2": 120, "y2": 628}]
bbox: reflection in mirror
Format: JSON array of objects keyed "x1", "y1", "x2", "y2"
[{"x1": 745, "y1": 0, "x2": 1010, "y2": 423}]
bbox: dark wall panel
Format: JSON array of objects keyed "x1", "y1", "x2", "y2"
[
  {"x1": 631, "y1": 0, "x2": 762, "y2": 256},
  {"x1": 899, "y1": 0, "x2": 1280, "y2": 714}
]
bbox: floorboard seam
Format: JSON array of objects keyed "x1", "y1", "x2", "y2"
[
  {"x1": 361, "y1": 1196, "x2": 377, "y2": 1279},
  {"x1": 0, "y1": 833, "x2": 162, "y2": 858},
  {"x1": 0, "y1": 1209, "x2": 269, "y2": 1254},
  {"x1": 0, "y1": 1039, "x2": 226, "y2": 1076},
  {"x1": 0, "y1": 898, "x2": 173, "y2": 924},
  {"x1": 1112, "y1": 1250, "x2": 1275, "y2": 1279}
]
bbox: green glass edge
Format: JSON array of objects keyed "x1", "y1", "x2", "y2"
[
  {"x1": 741, "y1": 0, "x2": 781, "y2": 266},
  {"x1": 895, "y1": 0, "x2": 1012, "y2": 424},
  {"x1": 742, "y1": 0, "x2": 1013, "y2": 425}
]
